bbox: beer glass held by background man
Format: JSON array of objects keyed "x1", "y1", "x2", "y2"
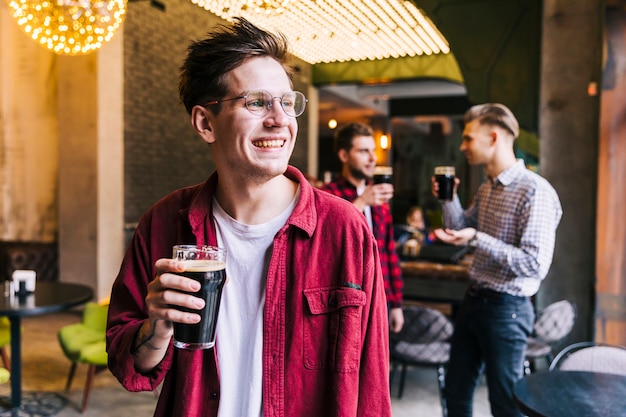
[
  {"x1": 431, "y1": 103, "x2": 563, "y2": 417},
  {"x1": 106, "y1": 19, "x2": 392, "y2": 417},
  {"x1": 321, "y1": 122, "x2": 404, "y2": 333}
]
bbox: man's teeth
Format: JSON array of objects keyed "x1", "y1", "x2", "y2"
[{"x1": 253, "y1": 140, "x2": 285, "y2": 148}]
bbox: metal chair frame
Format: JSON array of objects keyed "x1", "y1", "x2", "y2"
[
  {"x1": 549, "y1": 341, "x2": 626, "y2": 375},
  {"x1": 523, "y1": 300, "x2": 576, "y2": 374},
  {"x1": 389, "y1": 305, "x2": 453, "y2": 417}
]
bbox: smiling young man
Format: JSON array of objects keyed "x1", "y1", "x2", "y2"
[
  {"x1": 431, "y1": 103, "x2": 563, "y2": 417},
  {"x1": 106, "y1": 19, "x2": 392, "y2": 417},
  {"x1": 321, "y1": 123, "x2": 404, "y2": 333}
]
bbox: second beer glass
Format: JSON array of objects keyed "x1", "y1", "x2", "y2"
[
  {"x1": 172, "y1": 245, "x2": 227, "y2": 350},
  {"x1": 373, "y1": 166, "x2": 393, "y2": 184},
  {"x1": 434, "y1": 166, "x2": 455, "y2": 200}
]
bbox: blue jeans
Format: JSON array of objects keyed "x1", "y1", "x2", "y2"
[{"x1": 444, "y1": 289, "x2": 534, "y2": 417}]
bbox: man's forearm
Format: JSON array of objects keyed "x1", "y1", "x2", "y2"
[{"x1": 132, "y1": 319, "x2": 171, "y2": 373}]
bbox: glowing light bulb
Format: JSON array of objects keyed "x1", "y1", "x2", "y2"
[{"x1": 380, "y1": 134, "x2": 389, "y2": 150}]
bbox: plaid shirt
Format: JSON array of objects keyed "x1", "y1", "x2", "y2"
[
  {"x1": 321, "y1": 176, "x2": 403, "y2": 307},
  {"x1": 442, "y1": 160, "x2": 563, "y2": 296}
]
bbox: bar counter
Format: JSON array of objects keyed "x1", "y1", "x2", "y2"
[{"x1": 400, "y1": 256, "x2": 471, "y2": 312}]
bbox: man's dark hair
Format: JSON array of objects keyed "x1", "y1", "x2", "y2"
[
  {"x1": 178, "y1": 17, "x2": 292, "y2": 114},
  {"x1": 333, "y1": 122, "x2": 374, "y2": 154}
]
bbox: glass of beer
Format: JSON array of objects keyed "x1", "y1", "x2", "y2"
[
  {"x1": 172, "y1": 245, "x2": 227, "y2": 350},
  {"x1": 373, "y1": 166, "x2": 393, "y2": 184},
  {"x1": 434, "y1": 166, "x2": 455, "y2": 200}
]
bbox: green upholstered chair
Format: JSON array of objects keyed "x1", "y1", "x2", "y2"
[
  {"x1": 0, "y1": 367, "x2": 9, "y2": 384},
  {"x1": 0, "y1": 316, "x2": 11, "y2": 371},
  {"x1": 57, "y1": 302, "x2": 109, "y2": 413}
]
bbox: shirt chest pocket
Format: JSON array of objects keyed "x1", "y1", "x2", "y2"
[{"x1": 303, "y1": 287, "x2": 366, "y2": 373}]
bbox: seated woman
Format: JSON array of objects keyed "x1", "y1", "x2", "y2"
[{"x1": 395, "y1": 206, "x2": 434, "y2": 258}]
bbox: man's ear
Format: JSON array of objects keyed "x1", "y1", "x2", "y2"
[
  {"x1": 491, "y1": 127, "x2": 513, "y2": 147},
  {"x1": 338, "y1": 148, "x2": 349, "y2": 163},
  {"x1": 191, "y1": 105, "x2": 216, "y2": 144},
  {"x1": 489, "y1": 129, "x2": 498, "y2": 146}
]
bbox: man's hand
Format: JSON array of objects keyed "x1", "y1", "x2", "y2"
[
  {"x1": 389, "y1": 307, "x2": 404, "y2": 333},
  {"x1": 354, "y1": 183, "x2": 394, "y2": 211},
  {"x1": 145, "y1": 258, "x2": 206, "y2": 327},
  {"x1": 431, "y1": 176, "x2": 461, "y2": 199},
  {"x1": 432, "y1": 227, "x2": 476, "y2": 246},
  {"x1": 133, "y1": 258, "x2": 206, "y2": 372}
]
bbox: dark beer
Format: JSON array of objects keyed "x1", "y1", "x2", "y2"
[
  {"x1": 173, "y1": 259, "x2": 227, "y2": 349},
  {"x1": 373, "y1": 166, "x2": 393, "y2": 184},
  {"x1": 434, "y1": 166, "x2": 455, "y2": 200}
]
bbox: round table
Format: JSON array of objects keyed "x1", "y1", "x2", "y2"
[
  {"x1": 0, "y1": 281, "x2": 93, "y2": 412},
  {"x1": 513, "y1": 370, "x2": 626, "y2": 417}
]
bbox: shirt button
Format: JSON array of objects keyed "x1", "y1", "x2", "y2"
[
  {"x1": 512, "y1": 313, "x2": 517, "y2": 319},
  {"x1": 211, "y1": 392, "x2": 218, "y2": 399}
]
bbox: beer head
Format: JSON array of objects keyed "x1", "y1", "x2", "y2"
[
  {"x1": 373, "y1": 166, "x2": 393, "y2": 184},
  {"x1": 434, "y1": 166, "x2": 455, "y2": 177},
  {"x1": 181, "y1": 259, "x2": 225, "y2": 272}
]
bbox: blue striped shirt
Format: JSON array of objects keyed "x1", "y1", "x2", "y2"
[{"x1": 442, "y1": 160, "x2": 563, "y2": 296}]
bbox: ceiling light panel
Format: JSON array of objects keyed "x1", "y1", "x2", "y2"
[{"x1": 190, "y1": 0, "x2": 450, "y2": 64}]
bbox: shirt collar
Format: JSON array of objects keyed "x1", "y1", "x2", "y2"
[{"x1": 492, "y1": 159, "x2": 526, "y2": 186}]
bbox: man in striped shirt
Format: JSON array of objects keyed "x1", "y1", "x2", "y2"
[
  {"x1": 321, "y1": 122, "x2": 404, "y2": 333},
  {"x1": 432, "y1": 103, "x2": 562, "y2": 417}
]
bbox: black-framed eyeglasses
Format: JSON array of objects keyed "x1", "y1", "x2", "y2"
[{"x1": 204, "y1": 89, "x2": 307, "y2": 117}]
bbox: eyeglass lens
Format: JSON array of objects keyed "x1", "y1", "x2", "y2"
[{"x1": 245, "y1": 90, "x2": 306, "y2": 117}]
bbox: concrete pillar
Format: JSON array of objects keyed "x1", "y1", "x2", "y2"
[
  {"x1": 539, "y1": 0, "x2": 603, "y2": 341},
  {"x1": 58, "y1": 33, "x2": 125, "y2": 301},
  {"x1": 0, "y1": 2, "x2": 59, "y2": 242}
]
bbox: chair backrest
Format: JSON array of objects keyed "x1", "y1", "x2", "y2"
[
  {"x1": 549, "y1": 342, "x2": 626, "y2": 375},
  {"x1": 393, "y1": 305, "x2": 453, "y2": 345},
  {"x1": 82, "y1": 302, "x2": 109, "y2": 332},
  {"x1": 533, "y1": 300, "x2": 576, "y2": 344}
]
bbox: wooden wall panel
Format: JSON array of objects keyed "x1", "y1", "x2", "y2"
[{"x1": 596, "y1": 5, "x2": 626, "y2": 346}]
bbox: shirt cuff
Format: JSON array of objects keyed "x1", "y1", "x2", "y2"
[{"x1": 468, "y1": 230, "x2": 478, "y2": 248}]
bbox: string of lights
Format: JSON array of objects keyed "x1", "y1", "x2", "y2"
[{"x1": 189, "y1": 0, "x2": 450, "y2": 64}]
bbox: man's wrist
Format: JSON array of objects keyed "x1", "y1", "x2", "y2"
[{"x1": 468, "y1": 230, "x2": 478, "y2": 248}]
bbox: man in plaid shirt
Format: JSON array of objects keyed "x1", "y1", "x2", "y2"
[
  {"x1": 321, "y1": 122, "x2": 404, "y2": 332},
  {"x1": 432, "y1": 103, "x2": 563, "y2": 417}
]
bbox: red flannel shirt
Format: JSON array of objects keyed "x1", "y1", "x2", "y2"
[
  {"x1": 106, "y1": 166, "x2": 392, "y2": 417},
  {"x1": 321, "y1": 176, "x2": 403, "y2": 308}
]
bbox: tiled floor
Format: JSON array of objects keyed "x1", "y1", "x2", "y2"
[
  {"x1": 0, "y1": 311, "x2": 491, "y2": 416},
  {"x1": 390, "y1": 364, "x2": 491, "y2": 417}
]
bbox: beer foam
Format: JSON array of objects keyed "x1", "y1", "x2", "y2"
[
  {"x1": 182, "y1": 259, "x2": 226, "y2": 272},
  {"x1": 374, "y1": 165, "x2": 393, "y2": 176},
  {"x1": 434, "y1": 166, "x2": 455, "y2": 176}
]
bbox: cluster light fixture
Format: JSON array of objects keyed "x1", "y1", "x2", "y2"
[
  {"x1": 7, "y1": 0, "x2": 126, "y2": 55},
  {"x1": 190, "y1": 0, "x2": 450, "y2": 64}
]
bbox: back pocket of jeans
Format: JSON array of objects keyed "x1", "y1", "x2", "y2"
[{"x1": 303, "y1": 287, "x2": 366, "y2": 373}]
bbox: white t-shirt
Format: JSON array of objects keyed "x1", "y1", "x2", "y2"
[
  {"x1": 357, "y1": 184, "x2": 373, "y2": 231},
  {"x1": 213, "y1": 191, "x2": 298, "y2": 417}
]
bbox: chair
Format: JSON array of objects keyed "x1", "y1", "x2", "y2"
[
  {"x1": 58, "y1": 302, "x2": 109, "y2": 413},
  {"x1": 0, "y1": 317, "x2": 11, "y2": 371},
  {"x1": 523, "y1": 300, "x2": 576, "y2": 374},
  {"x1": 0, "y1": 367, "x2": 8, "y2": 385},
  {"x1": 389, "y1": 305, "x2": 453, "y2": 417},
  {"x1": 549, "y1": 341, "x2": 626, "y2": 375}
]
